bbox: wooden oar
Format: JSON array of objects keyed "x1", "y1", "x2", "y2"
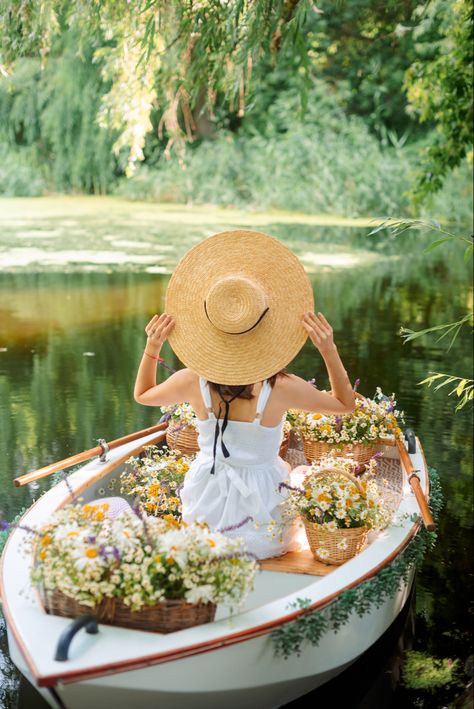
[
  {"x1": 395, "y1": 437, "x2": 436, "y2": 532},
  {"x1": 13, "y1": 422, "x2": 167, "y2": 488}
]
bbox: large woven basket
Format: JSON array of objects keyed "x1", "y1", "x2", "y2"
[
  {"x1": 302, "y1": 391, "x2": 385, "y2": 465},
  {"x1": 41, "y1": 588, "x2": 216, "y2": 634},
  {"x1": 166, "y1": 423, "x2": 200, "y2": 455},
  {"x1": 302, "y1": 467, "x2": 368, "y2": 565}
]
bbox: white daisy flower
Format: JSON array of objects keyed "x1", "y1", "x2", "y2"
[{"x1": 316, "y1": 547, "x2": 330, "y2": 560}]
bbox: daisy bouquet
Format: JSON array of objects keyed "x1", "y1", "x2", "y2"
[
  {"x1": 283, "y1": 456, "x2": 389, "y2": 564},
  {"x1": 120, "y1": 446, "x2": 193, "y2": 520},
  {"x1": 297, "y1": 387, "x2": 405, "y2": 446},
  {"x1": 160, "y1": 402, "x2": 197, "y2": 429},
  {"x1": 29, "y1": 504, "x2": 258, "y2": 622}
]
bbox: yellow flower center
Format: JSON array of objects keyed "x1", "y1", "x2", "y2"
[
  {"x1": 41, "y1": 534, "x2": 52, "y2": 546},
  {"x1": 85, "y1": 548, "x2": 98, "y2": 558}
]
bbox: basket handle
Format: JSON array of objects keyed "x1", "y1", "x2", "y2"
[{"x1": 311, "y1": 466, "x2": 365, "y2": 495}]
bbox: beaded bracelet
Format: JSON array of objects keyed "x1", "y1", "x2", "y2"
[{"x1": 144, "y1": 350, "x2": 164, "y2": 362}]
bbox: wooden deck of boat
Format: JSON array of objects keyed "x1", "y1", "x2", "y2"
[{"x1": 259, "y1": 549, "x2": 334, "y2": 576}]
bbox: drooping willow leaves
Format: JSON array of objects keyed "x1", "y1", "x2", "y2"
[{"x1": 0, "y1": 0, "x2": 318, "y2": 173}]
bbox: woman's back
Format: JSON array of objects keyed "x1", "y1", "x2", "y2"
[{"x1": 195, "y1": 377, "x2": 285, "y2": 467}]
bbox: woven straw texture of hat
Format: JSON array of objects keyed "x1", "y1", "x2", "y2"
[{"x1": 165, "y1": 230, "x2": 314, "y2": 385}]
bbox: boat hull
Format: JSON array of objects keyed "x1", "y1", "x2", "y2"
[{"x1": 11, "y1": 568, "x2": 415, "y2": 709}]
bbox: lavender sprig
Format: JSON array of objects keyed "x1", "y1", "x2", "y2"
[
  {"x1": 0, "y1": 520, "x2": 41, "y2": 537},
  {"x1": 209, "y1": 550, "x2": 259, "y2": 562},
  {"x1": 217, "y1": 516, "x2": 253, "y2": 534},
  {"x1": 353, "y1": 378, "x2": 360, "y2": 392},
  {"x1": 279, "y1": 481, "x2": 305, "y2": 495},
  {"x1": 132, "y1": 504, "x2": 154, "y2": 548},
  {"x1": 58, "y1": 471, "x2": 78, "y2": 504}
]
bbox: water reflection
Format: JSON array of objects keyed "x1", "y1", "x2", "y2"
[{"x1": 0, "y1": 222, "x2": 472, "y2": 708}]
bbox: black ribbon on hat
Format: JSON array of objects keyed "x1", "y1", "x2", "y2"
[{"x1": 209, "y1": 385, "x2": 246, "y2": 475}]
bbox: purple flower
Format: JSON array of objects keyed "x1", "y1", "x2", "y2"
[
  {"x1": 307, "y1": 378, "x2": 316, "y2": 386},
  {"x1": 217, "y1": 516, "x2": 253, "y2": 534},
  {"x1": 210, "y1": 550, "x2": 259, "y2": 562},
  {"x1": 370, "y1": 452, "x2": 384, "y2": 461},
  {"x1": 279, "y1": 482, "x2": 305, "y2": 495},
  {"x1": 0, "y1": 519, "x2": 41, "y2": 537},
  {"x1": 132, "y1": 504, "x2": 153, "y2": 548},
  {"x1": 335, "y1": 416, "x2": 343, "y2": 433},
  {"x1": 353, "y1": 378, "x2": 360, "y2": 392},
  {"x1": 59, "y1": 471, "x2": 78, "y2": 503},
  {"x1": 87, "y1": 535, "x2": 97, "y2": 544},
  {"x1": 112, "y1": 546, "x2": 121, "y2": 561}
]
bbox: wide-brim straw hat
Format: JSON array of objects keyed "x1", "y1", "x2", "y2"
[{"x1": 165, "y1": 230, "x2": 314, "y2": 385}]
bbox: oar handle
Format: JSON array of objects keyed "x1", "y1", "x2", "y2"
[
  {"x1": 396, "y1": 437, "x2": 436, "y2": 532},
  {"x1": 13, "y1": 422, "x2": 167, "y2": 487}
]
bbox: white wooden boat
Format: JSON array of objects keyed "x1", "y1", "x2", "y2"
[{"x1": 0, "y1": 425, "x2": 434, "y2": 709}]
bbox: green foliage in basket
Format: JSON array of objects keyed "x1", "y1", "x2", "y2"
[
  {"x1": 271, "y1": 466, "x2": 443, "y2": 659},
  {"x1": 28, "y1": 504, "x2": 258, "y2": 612},
  {"x1": 295, "y1": 387, "x2": 405, "y2": 445},
  {"x1": 121, "y1": 445, "x2": 194, "y2": 519}
]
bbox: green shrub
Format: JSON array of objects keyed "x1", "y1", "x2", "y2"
[
  {"x1": 117, "y1": 81, "x2": 417, "y2": 216},
  {"x1": 0, "y1": 143, "x2": 45, "y2": 196}
]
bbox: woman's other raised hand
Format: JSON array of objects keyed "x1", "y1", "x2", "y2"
[
  {"x1": 145, "y1": 313, "x2": 175, "y2": 355},
  {"x1": 302, "y1": 311, "x2": 336, "y2": 357}
]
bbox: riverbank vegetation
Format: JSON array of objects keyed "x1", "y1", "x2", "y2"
[{"x1": 0, "y1": 1, "x2": 472, "y2": 223}]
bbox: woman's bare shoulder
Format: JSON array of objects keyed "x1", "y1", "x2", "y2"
[
  {"x1": 174, "y1": 368, "x2": 200, "y2": 383},
  {"x1": 273, "y1": 372, "x2": 305, "y2": 390}
]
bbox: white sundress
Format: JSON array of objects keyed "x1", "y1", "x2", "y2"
[{"x1": 180, "y1": 377, "x2": 301, "y2": 560}]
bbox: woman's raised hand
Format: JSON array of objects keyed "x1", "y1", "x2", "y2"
[
  {"x1": 302, "y1": 311, "x2": 336, "y2": 356},
  {"x1": 145, "y1": 313, "x2": 175, "y2": 354}
]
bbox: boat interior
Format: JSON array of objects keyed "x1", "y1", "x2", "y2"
[{"x1": 67, "y1": 434, "x2": 406, "y2": 623}]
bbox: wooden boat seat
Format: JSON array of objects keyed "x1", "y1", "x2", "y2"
[{"x1": 259, "y1": 549, "x2": 334, "y2": 576}]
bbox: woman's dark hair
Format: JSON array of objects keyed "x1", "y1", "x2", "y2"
[{"x1": 208, "y1": 369, "x2": 289, "y2": 400}]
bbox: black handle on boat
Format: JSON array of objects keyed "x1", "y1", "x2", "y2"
[
  {"x1": 404, "y1": 428, "x2": 417, "y2": 454},
  {"x1": 54, "y1": 615, "x2": 99, "y2": 662}
]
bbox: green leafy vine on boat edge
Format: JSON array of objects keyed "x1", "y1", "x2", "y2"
[{"x1": 270, "y1": 466, "x2": 443, "y2": 659}]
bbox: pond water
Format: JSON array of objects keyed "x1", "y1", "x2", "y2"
[{"x1": 0, "y1": 198, "x2": 472, "y2": 707}]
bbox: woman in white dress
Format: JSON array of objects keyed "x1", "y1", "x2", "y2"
[{"x1": 133, "y1": 230, "x2": 355, "y2": 560}]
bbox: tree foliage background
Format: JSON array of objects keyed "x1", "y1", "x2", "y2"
[{"x1": 0, "y1": 0, "x2": 472, "y2": 217}]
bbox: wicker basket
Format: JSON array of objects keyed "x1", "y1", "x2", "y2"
[
  {"x1": 303, "y1": 519, "x2": 368, "y2": 565},
  {"x1": 302, "y1": 391, "x2": 385, "y2": 465},
  {"x1": 166, "y1": 423, "x2": 200, "y2": 455},
  {"x1": 41, "y1": 588, "x2": 216, "y2": 634},
  {"x1": 302, "y1": 439, "x2": 382, "y2": 465},
  {"x1": 302, "y1": 467, "x2": 368, "y2": 565},
  {"x1": 279, "y1": 429, "x2": 290, "y2": 459}
]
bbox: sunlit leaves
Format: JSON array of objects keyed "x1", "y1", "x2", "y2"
[{"x1": 417, "y1": 372, "x2": 474, "y2": 411}]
